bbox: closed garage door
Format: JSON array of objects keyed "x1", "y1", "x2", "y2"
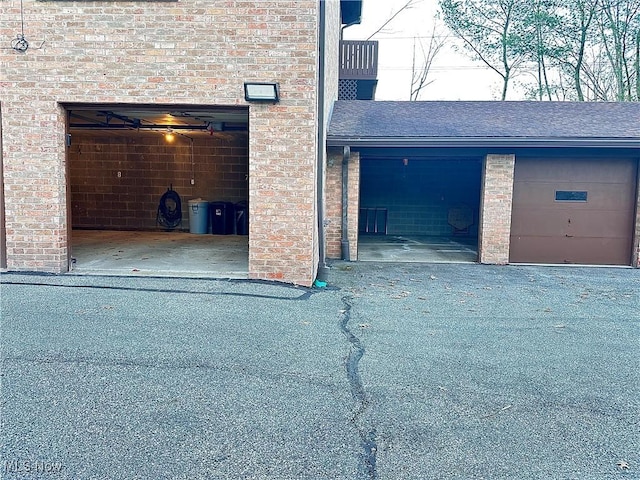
[{"x1": 510, "y1": 157, "x2": 638, "y2": 265}]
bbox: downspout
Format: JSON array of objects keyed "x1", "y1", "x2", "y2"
[
  {"x1": 338, "y1": 17, "x2": 359, "y2": 262},
  {"x1": 341, "y1": 21, "x2": 361, "y2": 38},
  {"x1": 341, "y1": 145, "x2": 351, "y2": 261},
  {"x1": 316, "y1": 0, "x2": 329, "y2": 281}
]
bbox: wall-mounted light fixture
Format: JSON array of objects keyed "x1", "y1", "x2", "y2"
[
  {"x1": 244, "y1": 82, "x2": 280, "y2": 103},
  {"x1": 164, "y1": 128, "x2": 175, "y2": 143}
]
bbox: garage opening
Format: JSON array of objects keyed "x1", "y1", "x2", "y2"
[
  {"x1": 358, "y1": 157, "x2": 482, "y2": 262},
  {"x1": 510, "y1": 157, "x2": 638, "y2": 265},
  {"x1": 66, "y1": 104, "x2": 250, "y2": 277}
]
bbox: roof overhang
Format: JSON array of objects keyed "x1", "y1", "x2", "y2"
[
  {"x1": 326, "y1": 136, "x2": 640, "y2": 150},
  {"x1": 327, "y1": 100, "x2": 640, "y2": 151}
]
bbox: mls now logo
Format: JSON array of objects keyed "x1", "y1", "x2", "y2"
[{"x1": 4, "y1": 459, "x2": 64, "y2": 474}]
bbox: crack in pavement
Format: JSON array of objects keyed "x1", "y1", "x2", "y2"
[{"x1": 339, "y1": 296, "x2": 378, "y2": 480}]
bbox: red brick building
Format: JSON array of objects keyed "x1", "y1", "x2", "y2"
[
  {"x1": 1, "y1": 0, "x2": 366, "y2": 286},
  {"x1": 2, "y1": 1, "x2": 639, "y2": 286}
]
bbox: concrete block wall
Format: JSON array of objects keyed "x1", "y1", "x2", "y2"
[
  {"x1": 69, "y1": 133, "x2": 248, "y2": 230},
  {"x1": 478, "y1": 154, "x2": 516, "y2": 264},
  {"x1": 0, "y1": 0, "x2": 328, "y2": 285},
  {"x1": 325, "y1": 149, "x2": 359, "y2": 260}
]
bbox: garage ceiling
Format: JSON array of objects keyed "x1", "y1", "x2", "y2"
[{"x1": 68, "y1": 106, "x2": 249, "y2": 137}]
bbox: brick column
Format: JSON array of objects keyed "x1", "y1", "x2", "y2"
[
  {"x1": 633, "y1": 161, "x2": 640, "y2": 268},
  {"x1": 478, "y1": 154, "x2": 515, "y2": 265},
  {"x1": 2, "y1": 102, "x2": 69, "y2": 273},
  {"x1": 347, "y1": 152, "x2": 360, "y2": 260},
  {"x1": 324, "y1": 148, "x2": 359, "y2": 260},
  {"x1": 325, "y1": 150, "x2": 343, "y2": 259},
  {"x1": 0, "y1": 103, "x2": 5, "y2": 269}
]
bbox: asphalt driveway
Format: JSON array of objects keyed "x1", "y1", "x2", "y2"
[{"x1": 1, "y1": 263, "x2": 638, "y2": 479}]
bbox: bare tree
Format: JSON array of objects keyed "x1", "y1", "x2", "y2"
[
  {"x1": 366, "y1": 0, "x2": 421, "y2": 41},
  {"x1": 410, "y1": 27, "x2": 446, "y2": 100},
  {"x1": 364, "y1": 0, "x2": 445, "y2": 100}
]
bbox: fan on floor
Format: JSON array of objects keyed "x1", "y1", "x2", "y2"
[{"x1": 156, "y1": 186, "x2": 182, "y2": 230}]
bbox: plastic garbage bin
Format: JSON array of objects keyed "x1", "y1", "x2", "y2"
[
  {"x1": 210, "y1": 202, "x2": 234, "y2": 234},
  {"x1": 188, "y1": 199, "x2": 209, "y2": 234}
]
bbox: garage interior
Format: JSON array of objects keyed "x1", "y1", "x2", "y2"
[
  {"x1": 357, "y1": 156, "x2": 482, "y2": 263},
  {"x1": 66, "y1": 105, "x2": 250, "y2": 277}
]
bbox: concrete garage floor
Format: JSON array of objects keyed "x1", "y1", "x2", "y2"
[
  {"x1": 71, "y1": 230, "x2": 249, "y2": 278},
  {"x1": 357, "y1": 235, "x2": 478, "y2": 263},
  {"x1": 69, "y1": 231, "x2": 477, "y2": 279}
]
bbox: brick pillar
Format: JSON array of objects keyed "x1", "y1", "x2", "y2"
[
  {"x1": 324, "y1": 148, "x2": 359, "y2": 260},
  {"x1": 478, "y1": 154, "x2": 515, "y2": 265},
  {"x1": 633, "y1": 161, "x2": 640, "y2": 268},
  {"x1": 347, "y1": 152, "x2": 360, "y2": 260},
  {"x1": 2, "y1": 103, "x2": 69, "y2": 273},
  {"x1": 0, "y1": 103, "x2": 5, "y2": 269},
  {"x1": 325, "y1": 150, "x2": 342, "y2": 259}
]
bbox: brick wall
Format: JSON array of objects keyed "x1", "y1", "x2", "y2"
[
  {"x1": 478, "y1": 154, "x2": 515, "y2": 264},
  {"x1": 325, "y1": 148, "x2": 359, "y2": 260},
  {"x1": 325, "y1": 150, "x2": 342, "y2": 258},
  {"x1": 348, "y1": 152, "x2": 360, "y2": 260},
  {"x1": 318, "y1": 0, "x2": 342, "y2": 272},
  {"x1": 634, "y1": 161, "x2": 640, "y2": 267},
  {"x1": 0, "y1": 0, "x2": 325, "y2": 285},
  {"x1": 0, "y1": 103, "x2": 5, "y2": 269},
  {"x1": 69, "y1": 132, "x2": 248, "y2": 230},
  {"x1": 324, "y1": 2, "x2": 341, "y2": 115}
]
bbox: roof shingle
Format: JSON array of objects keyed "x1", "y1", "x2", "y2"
[{"x1": 327, "y1": 101, "x2": 640, "y2": 147}]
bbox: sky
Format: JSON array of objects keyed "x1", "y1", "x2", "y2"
[{"x1": 342, "y1": 0, "x2": 503, "y2": 101}]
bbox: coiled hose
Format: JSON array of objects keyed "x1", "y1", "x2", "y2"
[{"x1": 156, "y1": 187, "x2": 182, "y2": 230}]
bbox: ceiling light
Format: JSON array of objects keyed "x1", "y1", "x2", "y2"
[{"x1": 244, "y1": 82, "x2": 280, "y2": 102}]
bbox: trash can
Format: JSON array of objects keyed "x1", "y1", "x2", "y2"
[
  {"x1": 210, "y1": 202, "x2": 234, "y2": 234},
  {"x1": 235, "y1": 202, "x2": 248, "y2": 235},
  {"x1": 188, "y1": 199, "x2": 209, "y2": 234}
]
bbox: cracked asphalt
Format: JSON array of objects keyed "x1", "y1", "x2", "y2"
[{"x1": 1, "y1": 263, "x2": 638, "y2": 479}]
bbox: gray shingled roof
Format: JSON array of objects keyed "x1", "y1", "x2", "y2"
[{"x1": 327, "y1": 101, "x2": 640, "y2": 148}]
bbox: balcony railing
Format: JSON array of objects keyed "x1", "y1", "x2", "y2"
[{"x1": 340, "y1": 40, "x2": 378, "y2": 80}]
